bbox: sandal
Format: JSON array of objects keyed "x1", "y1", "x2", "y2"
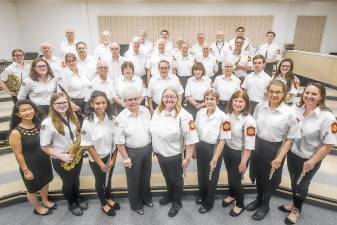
[
  {"x1": 285, "y1": 208, "x2": 300, "y2": 224},
  {"x1": 278, "y1": 204, "x2": 293, "y2": 213}
]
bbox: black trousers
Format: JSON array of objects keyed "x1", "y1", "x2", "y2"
[
  {"x1": 52, "y1": 157, "x2": 83, "y2": 205},
  {"x1": 186, "y1": 100, "x2": 203, "y2": 119},
  {"x1": 216, "y1": 62, "x2": 222, "y2": 76},
  {"x1": 249, "y1": 136, "x2": 283, "y2": 207},
  {"x1": 37, "y1": 105, "x2": 49, "y2": 118},
  {"x1": 178, "y1": 76, "x2": 191, "y2": 90},
  {"x1": 89, "y1": 154, "x2": 114, "y2": 206},
  {"x1": 250, "y1": 101, "x2": 259, "y2": 114},
  {"x1": 125, "y1": 144, "x2": 152, "y2": 210},
  {"x1": 223, "y1": 145, "x2": 247, "y2": 208},
  {"x1": 218, "y1": 100, "x2": 229, "y2": 113},
  {"x1": 265, "y1": 63, "x2": 276, "y2": 77},
  {"x1": 196, "y1": 141, "x2": 222, "y2": 210},
  {"x1": 287, "y1": 151, "x2": 321, "y2": 210},
  {"x1": 157, "y1": 153, "x2": 183, "y2": 206},
  {"x1": 71, "y1": 98, "x2": 85, "y2": 125}
]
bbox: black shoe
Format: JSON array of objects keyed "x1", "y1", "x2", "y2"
[
  {"x1": 68, "y1": 203, "x2": 83, "y2": 216},
  {"x1": 159, "y1": 196, "x2": 171, "y2": 206},
  {"x1": 134, "y1": 208, "x2": 145, "y2": 215},
  {"x1": 101, "y1": 207, "x2": 116, "y2": 216},
  {"x1": 252, "y1": 206, "x2": 270, "y2": 221},
  {"x1": 222, "y1": 198, "x2": 235, "y2": 207},
  {"x1": 168, "y1": 203, "x2": 181, "y2": 217},
  {"x1": 77, "y1": 198, "x2": 88, "y2": 210},
  {"x1": 33, "y1": 208, "x2": 53, "y2": 216},
  {"x1": 43, "y1": 202, "x2": 57, "y2": 210},
  {"x1": 246, "y1": 199, "x2": 261, "y2": 211},
  {"x1": 229, "y1": 207, "x2": 245, "y2": 217},
  {"x1": 195, "y1": 197, "x2": 202, "y2": 205},
  {"x1": 144, "y1": 201, "x2": 154, "y2": 207},
  {"x1": 108, "y1": 202, "x2": 120, "y2": 210},
  {"x1": 279, "y1": 204, "x2": 292, "y2": 213},
  {"x1": 198, "y1": 205, "x2": 210, "y2": 214}
]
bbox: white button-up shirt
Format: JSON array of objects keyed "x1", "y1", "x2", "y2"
[
  {"x1": 195, "y1": 107, "x2": 231, "y2": 144},
  {"x1": 256, "y1": 43, "x2": 282, "y2": 61},
  {"x1": 84, "y1": 76, "x2": 116, "y2": 101},
  {"x1": 57, "y1": 68, "x2": 89, "y2": 99},
  {"x1": 210, "y1": 41, "x2": 228, "y2": 61},
  {"x1": 0, "y1": 62, "x2": 31, "y2": 82},
  {"x1": 94, "y1": 44, "x2": 112, "y2": 61},
  {"x1": 127, "y1": 40, "x2": 154, "y2": 57},
  {"x1": 59, "y1": 40, "x2": 77, "y2": 58},
  {"x1": 214, "y1": 74, "x2": 241, "y2": 101},
  {"x1": 114, "y1": 75, "x2": 147, "y2": 98},
  {"x1": 77, "y1": 55, "x2": 98, "y2": 81},
  {"x1": 81, "y1": 114, "x2": 115, "y2": 161},
  {"x1": 224, "y1": 50, "x2": 252, "y2": 78},
  {"x1": 124, "y1": 51, "x2": 147, "y2": 77},
  {"x1": 150, "y1": 108, "x2": 199, "y2": 157},
  {"x1": 253, "y1": 101, "x2": 300, "y2": 142},
  {"x1": 115, "y1": 106, "x2": 152, "y2": 148},
  {"x1": 196, "y1": 55, "x2": 218, "y2": 78},
  {"x1": 146, "y1": 51, "x2": 173, "y2": 77},
  {"x1": 291, "y1": 106, "x2": 337, "y2": 159},
  {"x1": 147, "y1": 74, "x2": 184, "y2": 105},
  {"x1": 225, "y1": 113, "x2": 256, "y2": 151},
  {"x1": 42, "y1": 56, "x2": 63, "y2": 77},
  {"x1": 173, "y1": 54, "x2": 195, "y2": 77},
  {"x1": 190, "y1": 43, "x2": 203, "y2": 58},
  {"x1": 228, "y1": 37, "x2": 251, "y2": 52},
  {"x1": 108, "y1": 56, "x2": 126, "y2": 81},
  {"x1": 242, "y1": 71, "x2": 271, "y2": 103},
  {"x1": 185, "y1": 76, "x2": 212, "y2": 101},
  {"x1": 17, "y1": 76, "x2": 57, "y2": 105}
]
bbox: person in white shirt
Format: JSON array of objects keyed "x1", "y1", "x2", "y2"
[
  {"x1": 81, "y1": 91, "x2": 119, "y2": 217},
  {"x1": 40, "y1": 42, "x2": 63, "y2": 77},
  {"x1": 154, "y1": 29, "x2": 174, "y2": 52},
  {"x1": 59, "y1": 28, "x2": 77, "y2": 59},
  {"x1": 185, "y1": 62, "x2": 211, "y2": 118},
  {"x1": 94, "y1": 30, "x2": 112, "y2": 61},
  {"x1": 127, "y1": 29, "x2": 153, "y2": 57},
  {"x1": 173, "y1": 42, "x2": 195, "y2": 89},
  {"x1": 256, "y1": 31, "x2": 282, "y2": 76},
  {"x1": 224, "y1": 36, "x2": 252, "y2": 81},
  {"x1": 0, "y1": 49, "x2": 31, "y2": 103},
  {"x1": 241, "y1": 55, "x2": 271, "y2": 112},
  {"x1": 146, "y1": 38, "x2": 173, "y2": 80},
  {"x1": 280, "y1": 83, "x2": 337, "y2": 224},
  {"x1": 124, "y1": 36, "x2": 148, "y2": 84},
  {"x1": 76, "y1": 42, "x2": 98, "y2": 81},
  {"x1": 196, "y1": 43, "x2": 218, "y2": 81},
  {"x1": 191, "y1": 33, "x2": 206, "y2": 58},
  {"x1": 222, "y1": 90, "x2": 256, "y2": 217},
  {"x1": 247, "y1": 80, "x2": 300, "y2": 221},
  {"x1": 170, "y1": 37, "x2": 185, "y2": 59},
  {"x1": 115, "y1": 88, "x2": 153, "y2": 215},
  {"x1": 17, "y1": 58, "x2": 57, "y2": 116},
  {"x1": 149, "y1": 87, "x2": 199, "y2": 217},
  {"x1": 195, "y1": 89, "x2": 230, "y2": 213},
  {"x1": 147, "y1": 60, "x2": 184, "y2": 114},
  {"x1": 228, "y1": 26, "x2": 251, "y2": 53},
  {"x1": 213, "y1": 60, "x2": 241, "y2": 112},
  {"x1": 210, "y1": 30, "x2": 228, "y2": 76},
  {"x1": 108, "y1": 42, "x2": 126, "y2": 81}
]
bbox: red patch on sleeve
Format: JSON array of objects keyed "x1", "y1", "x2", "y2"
[
  {"x1": 331, "y1": 122, "x2": 337, "y2": 134},
  {"x1": 223, "y1": 121, "x2": 231, "y2": 131},
  {"x1": 246, "y1": 126, "x2": 256, "y2": 136}
]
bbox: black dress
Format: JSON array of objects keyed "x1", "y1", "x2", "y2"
[{"x1": 16, "y1": 126, "x2": 53, "y2": 193}]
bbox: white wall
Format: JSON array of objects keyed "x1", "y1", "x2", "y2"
[
  {"x1": 0, "y1": 0, "x2": 21, "y2": 59},
  {"x1": 10, "y1": 0, "x2": 337, "y2": 57}
]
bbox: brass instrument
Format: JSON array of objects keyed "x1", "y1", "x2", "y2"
[
  {"x1": 61, "y1": 134, "x2": 85, "y2": 171},
  {"x1": 4, "y1": 74, "x2": 21, "y2": 92}
]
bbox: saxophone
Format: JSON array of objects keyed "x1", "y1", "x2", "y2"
[
  {"x1": 61, "y1": 134, "x2": 85, "y2": 171},
  {"x1": 4, "y1": 74, "x2": 21, "y2": 92}
]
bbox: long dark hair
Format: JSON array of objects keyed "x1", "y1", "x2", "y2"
[
  {"x1": 273, "y1": 58, "x2": 295, "y2": 92},
  {"x1": 297, "y1": 82, "x2": 330, "y2": 111},
  {"x1": 8, "y1": 100, "x2": 42, "y2": 135},
  {"x1": 85, "y1": 91, "x2": 114, "y2": 121},
  {"x1": 30, "y1": 58, "x2": 54, "y2": 81}
]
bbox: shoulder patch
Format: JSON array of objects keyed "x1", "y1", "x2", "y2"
[
  {"x1": 223, "y1": 121, "x2": 231, "y2": 131},
  {"x1": 246, "y1": 126, "x2": 256, "y2": 136},
  {"x1": 189, "y1": 120, "x2": 196, "y2": 130},
  {"x1": 331, "y1": 122, "x2": 337, "y2": 134}
]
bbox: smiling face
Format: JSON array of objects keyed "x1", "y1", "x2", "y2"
[
  {"x1": 267, "y1": 84, "x2": 284, "y2": 106},
  {"x1": 124, "y1": 94, "x2": 140, "y2": 112},
  {"x1": 13, "y1": 50, "x2": 24, "y2": 64},
  {"x1": 91, "y1": 96, "x2": 107, "y2": 116},
  {"x1": 204, "y1": 94, "x2": 217, "y2": 111},
  {"x1": 253, "y1": 58, "x2": 265, "y2": 73},
  {"x1": 232, "y1": 97, "x2": 246, "y2": 114},
  {"x1": 53, "y1": 96, "x2": 69, "y2": 115},
  {"x1": 162, "y1": 89, "x2": 177, "y2": 111},
  {"x1": 123, "y1": 65, "x2": 134, "y2": 79},
  {"x1": 302, "y1": 85, "x2": 322, "y2": 108},
  {"x1": 17, "y1": 104, "x2": 35, "y2": 122},
  {"x1": 280, "y1": 61, "x2": 292, "y2": 75},
  {"x1": 34, "y1": 60, "x2": 48, "y2": 76}
]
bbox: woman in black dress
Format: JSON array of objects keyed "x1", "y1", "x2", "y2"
[{"x1": 8, "y1": 99, "x2": 54, "y2": 215}]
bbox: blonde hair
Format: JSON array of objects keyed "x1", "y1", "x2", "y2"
[{"x1": 157, "y1": 87, "x2": 181, "y2": 118}]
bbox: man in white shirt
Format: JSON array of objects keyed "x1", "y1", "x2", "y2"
[
  {"x1": 173, "y1": 42, "x2": 195, "y2": 88},
  {"x1": 76, "y1": 42, "x2": 98, "y2": 81},
  {"x1": 108, "y1": 42, "x2": 126, "y2": 81},
  {"x1": 196, "y1": 43, "x2": 218, "y2": 81},
  {"x1": 256, "y1": 31, "x2": 282, "y2": 76},
  {"x1": 228, "y1": 27, "x2": 251, "y2": 53},
  {"x1": 210, "y1": 30, "x2": 228, "y2": 75},
  {"x1": 191, "y1": 32, "x2": 206, "y2": 58},
  {"x1": 154, "y1": 30, "x2": 174, "y2": 52},
  {"x1": 127, "y1": 29, "x2": 153, "y2": 57},
  {"x1": 40, "y1": 42, "x2": 63, "y2": 76},
  {"x1": 59, "y1": 28, "x2": 77, "y2": 59},
  {"x1": 171, "y1": 37, "x2": 185, "y2": 59},
  {"x1": 94, "y1": 30, "x2": 112, "y2": 61}
]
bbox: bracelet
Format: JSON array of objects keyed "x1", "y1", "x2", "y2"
[{"x1": 123, "y1": 158, "x2": 131, "y2": 164}]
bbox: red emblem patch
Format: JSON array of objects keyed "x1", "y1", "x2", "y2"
[
  {"x1": 332, "y1": 122, "x2": 337, "y2": 134},
  {"x1": 223, "y1": 121, "x2": 231, "y2": 131},
  {"x1": 246, "y1": 126, "x2": 256, "y2": 136}
]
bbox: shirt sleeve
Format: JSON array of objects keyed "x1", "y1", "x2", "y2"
[
  {"x1": 17, "y1": 78, "x2": 31, "y2": 100},
  {"x1": 0, "y1": 64, "x2": 13, "y2": 81},
  {"x1": 244, "y1": 116, "x2": 256, "y2": 150},
  {"x1": 147, "y1": 79, "x2": 153, "y2": 97},
  {"x1": 114, "y1": 116, "x2": 126, "y2": 145},
  {"x1": 180, "y1": 111, "x2": 199, "y2": 145},
  {"x1": 40, "y1": 119, "x2": 54, "y2": 147},
  {"x1": 321, "y1": 114, "x2": 337, "y2": 145},
  {"x1": 80, "y1": 120, "x2": 93, "y2": 147},
  {"x1": 175, "y1": 77, "x2": 184, "y2": 96},
  {"x1": 286, "y1": 109, "x2": 301, "y2": 139},
  {"x1": 219, "y1": 115, "x2": 231, "y2": 140}
]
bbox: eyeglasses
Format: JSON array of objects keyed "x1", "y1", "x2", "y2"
[
  {"x1": 159, "y1": 67, "x2": 169, "y2": 70},
  {"x1": 205, "y1": 97, "x2": 217, "y2": 101},
  {"x1": 14, "y1": 54, "x2": 24, "y2": 57},
  {"x1": 36, "y1": 65, "x2": 47, "y2": 68},
  {"x1": 53, "y1": 101, "x2": 69, "y2": 106},
  {"x1": 235, "y1": 42, "x2": 243, "y2": 44},
  {"x1": 163, "y1": 95, "x2": 177, "y2": 99},
  {"x1": 126, "y1": 97, "x2": 139, "y2": 102},
  {"x1": 281, "y1": 65, "x2": 291, "y2": 68},
  {"x1": 268, "y1": 91, "x2": 284, "y2": 95},
  {"x1": 98, "y1": 66, "x2": 108, "y2": 69}
]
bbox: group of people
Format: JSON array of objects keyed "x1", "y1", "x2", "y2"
[{"x1": 1, "y1": 26, "x2": 336, "y2": 225}]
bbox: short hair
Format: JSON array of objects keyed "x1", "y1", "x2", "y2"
[
  {"x1": 158, "y1": 60, "x2": 170, "y2": 69},
  {"x1": 203, "y1": 89, "x2": 220, "y2": 103},
  {"x1": 222, "y1": 60, "x2": 235, "y2": 68},
  {"x1": 235, "y1": 36, "x2": 244, "y2": 42},
  {"x1": 236, "y1": 26, "x2": 245, "y2": 32},
  {"x1": 121, "y1": 88, "x2": 141, "y2": 100},
  {"x1": 191, "y1": 62, "x2": 206, "y2": 76},
  {"x1": 253, "y1": 54, "x2": 266, "y2": 63},
  {"x1": 227, "y1": 90, "x2": 251, "y2": 115},
  {"x1": 12, "y1": 49, "x2": 24, "y2": 57},
  {"x1": 76, "y1": 41, "x2": 87, "y2": 49},
  {"x1": 266, "y1": 31, "x2": 276, "y2": 37},
  {"x1": 266, "y1": 79, "x2": 287, "y2": 104},
  {"x1": 121, "y1": 61, "x2": 135, "y2": 73},
  {"x1": 161, "y1": 29, "x2": 169, "y2": 35},
  {"x1": 64, "y1": 53, "x2": 77, "y2": 62}
]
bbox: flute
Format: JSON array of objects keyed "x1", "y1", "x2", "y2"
[
  {"x1": 296, "y1": 132, "x2": 328, "y2": 185},
  {"x1": 269, "y1": 125, "x2": 290, "y2": 180},
  {"x1": 104, "y1": 149, "x2": 114, "y2": 188}
]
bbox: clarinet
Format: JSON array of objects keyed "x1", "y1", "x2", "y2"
[
  {"x1": 296, "y1": 132, "x2": 328, "y2": 185},
  {"x1": 269, "y1": 125, "x2": 291, "y2": 180}
]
